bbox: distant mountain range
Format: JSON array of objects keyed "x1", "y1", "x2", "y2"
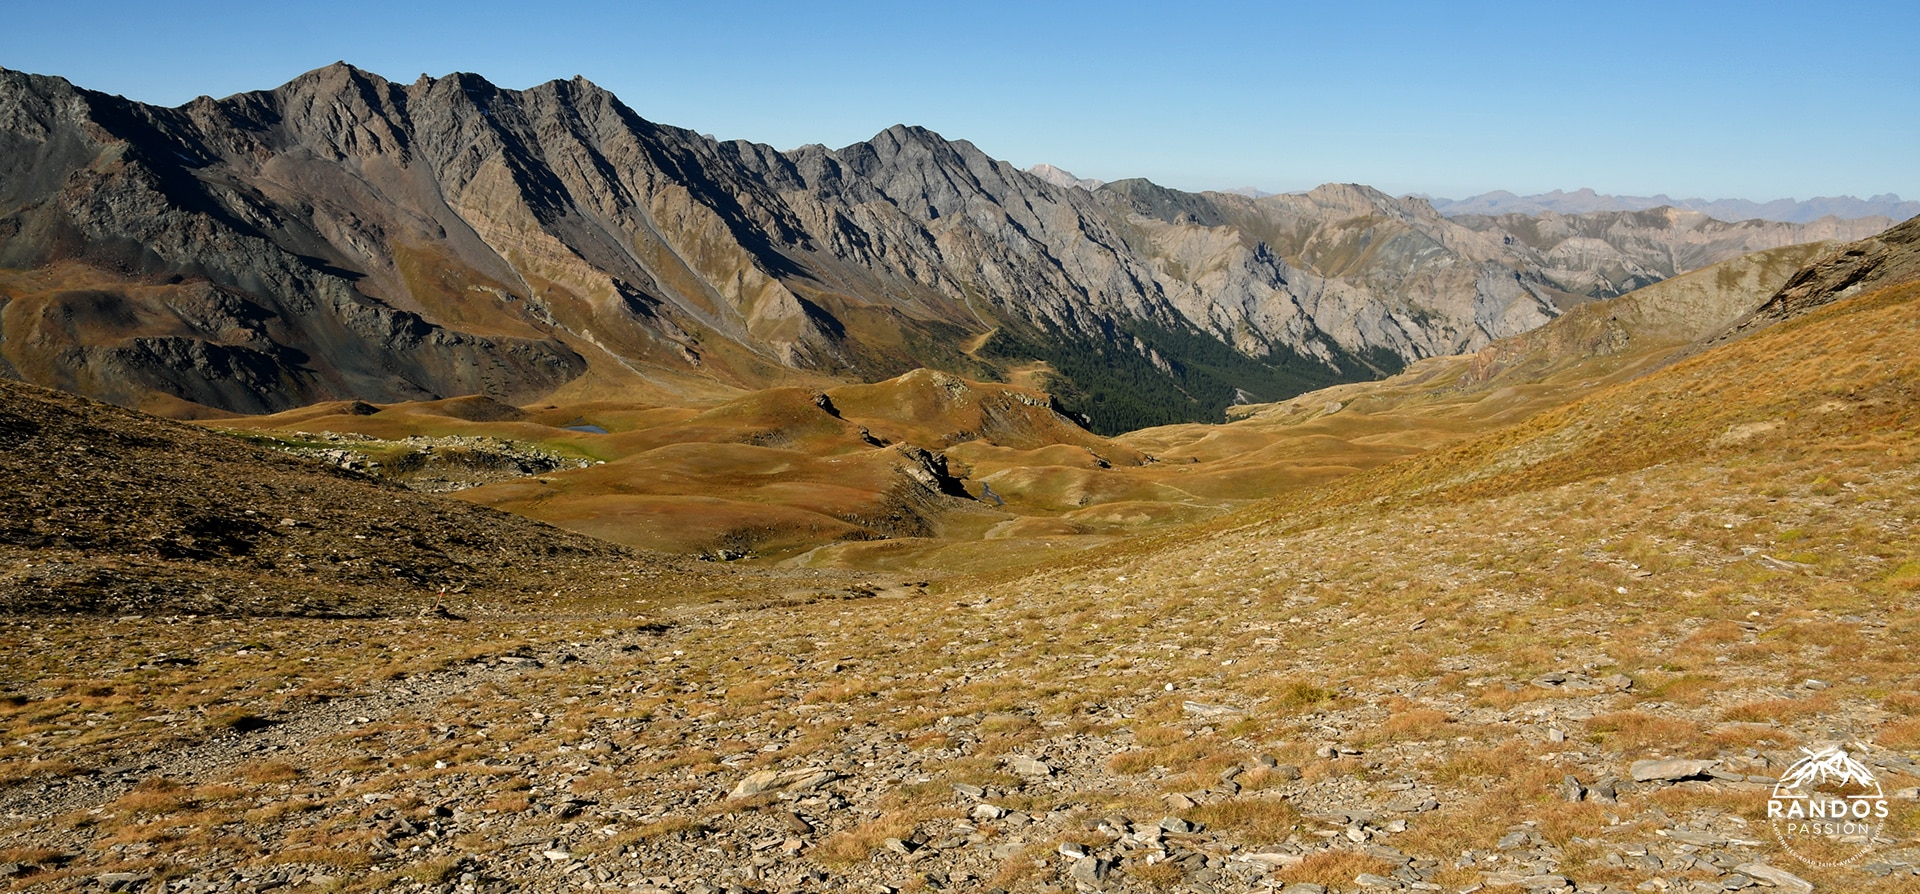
[
  {"x1": 0, "y1": 63, "x2": 1896, "y2": 433},
  {"x1": 1423, "y1": 188, "x2": 1919, "y2": 224}
]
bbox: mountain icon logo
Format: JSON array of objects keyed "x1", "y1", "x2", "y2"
[
  {"x1": 1767, "y1": 743, "x2": 1890, "y2": 867},
  {"x1": 1772, "y1": 745, "x2": 1883, "y2": 801}
]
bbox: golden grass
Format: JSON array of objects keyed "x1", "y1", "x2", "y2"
[
  {"x1": 813, "y1": 813, "x2": 923, "y2": 864},
  {"x1": 1185, "y1": 796, "x2": 1300, "y2": 840},
  {"x1": 1276, "y1": 851, "x2": 1406, "y2": 888}
]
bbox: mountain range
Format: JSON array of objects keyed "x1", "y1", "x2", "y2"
[
  {"x1": 0, "y1": 63, "x2": 1899, "y2": 433},
  {"x1": 1426, "y1": 187, "x2": 1918, "y2": 224}
]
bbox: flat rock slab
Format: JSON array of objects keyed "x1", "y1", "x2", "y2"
[
  {"x1": 1006, "y1": 755, "x2": 1053, "y2": 777},
  {"x1": 1735, "y1": 863, "x2": 1813, "y2": 894},
  {"x1": 1630, "y1": 758, "x2": 1720, "y2": 783},
  {"x1": 727, "y1": 767, "x2": 838, "y2": 799},
  {"x1": 1182, "y1": 700, "x2": 1242, "y2": 718}
]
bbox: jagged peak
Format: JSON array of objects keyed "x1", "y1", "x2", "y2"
[
  {"x1": 882, "y1": 123, "x2": 940, "y2": 141},
  {"x1": 523, "y1": 73, "x2": 614, "y2": 100},
  {"x1": 283, "y1": 61, "x2": 394, "y2": 92},
  {"x1": 262, "y1": 62, "x2": 416, "y2": 118},
  {"x1": 853, "y1": 123, "x2": 989, "y2": 156},
  {"x1": 440, "y1": 70, "x2": 503, "y2": 95}
]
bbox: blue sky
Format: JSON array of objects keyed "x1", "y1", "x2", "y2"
[{"x1": 4, "y1": 0, "x2": 1914, "y2": 201}]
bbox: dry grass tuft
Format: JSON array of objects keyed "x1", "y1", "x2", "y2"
[{"x1": 1276, "y1": 850, "x2": 1405, "y2": 887}]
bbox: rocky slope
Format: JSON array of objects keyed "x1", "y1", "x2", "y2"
[{"x1": 0, "y1": 64, "x2": 1891, "y2": 432}]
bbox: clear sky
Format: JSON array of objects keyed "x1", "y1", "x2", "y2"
[{"x1": 3, "y1": 0, "x2": 1914, "y2": 201}]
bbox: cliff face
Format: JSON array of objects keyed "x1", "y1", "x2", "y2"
[{"x1": 0, "y1": 64, "x2": 1889, "y2": 430}]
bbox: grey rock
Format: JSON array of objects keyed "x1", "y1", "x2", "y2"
[
  {"x1": 727, "y1": 766, "x2": 837, "y2": 799},
  {"x1": 1631, "y1": 758, "x2": 1719, "y2": 783},
  {"x1": 1069, "y1": 856, "x2": 1108, "y2": 885},
  {"x1": 1733, "y1": 863, "x2": 1813, "y2": 894},
  {"x1": 1007, "y1": 755, "x2": 1052, "y2": 777},
  {"x1": 1561, "y1": 775, "x2": 1586, "y2": 802},
  {"x1": 988, "y1": 842, "x2": 1026, "y2": 860},
  {"x1": 1183, "y1": 700, "x2": 1241, "y2": 718}
]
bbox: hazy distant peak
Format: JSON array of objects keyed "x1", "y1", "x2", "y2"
[
  {"x1": 1432, "y1": 189, "x2": 1919, "y2": 224},
  {"x1": 1026, "y1": 163, "x2": 1104, "y2": 191}
]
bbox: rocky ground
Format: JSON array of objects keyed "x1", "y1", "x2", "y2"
[{"x1": 4, "y1": 440, "x2": 1918, "y2": 893}]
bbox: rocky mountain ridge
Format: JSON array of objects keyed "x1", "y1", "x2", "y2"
[{"x1": 0, "y1": 63, "x2": 1894, "y2": 431}]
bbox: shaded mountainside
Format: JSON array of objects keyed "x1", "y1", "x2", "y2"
[{"x1": 0, "y1": 63, "x2": 1891, "y2": 432}]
